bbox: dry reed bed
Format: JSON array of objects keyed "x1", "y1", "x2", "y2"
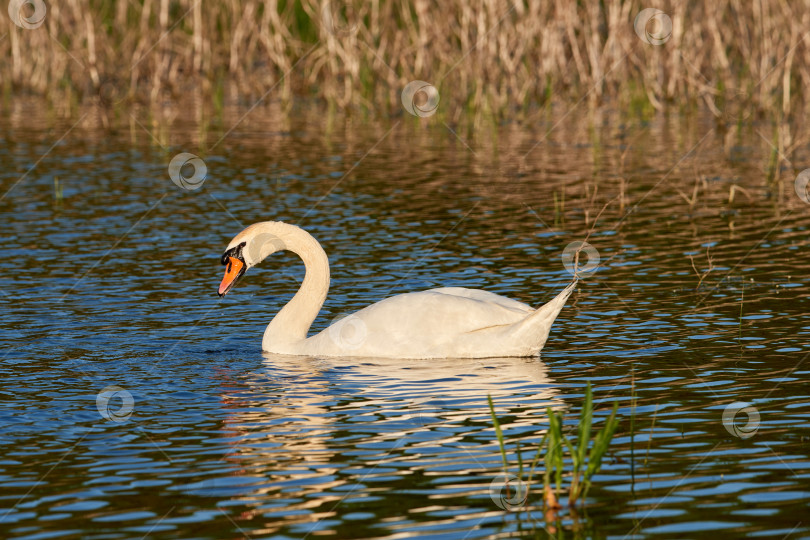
[
  {"x1": 2, "y1": 0, "x2": 809, "y2": 116},
  {"x1": 3, "y1": 0, "x2": 810, "y2": 170}
]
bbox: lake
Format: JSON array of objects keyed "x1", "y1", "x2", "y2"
[{"x1": 1, "y1": 100, "x2": 808, "y2": 538}]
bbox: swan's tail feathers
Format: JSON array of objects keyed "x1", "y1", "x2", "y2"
[
  {"x1": 511, "y1": 280, "x2": 577, "y2": 355},
  {"x1": 537, "y1": 278, "x2": 577, "y2": 316}
]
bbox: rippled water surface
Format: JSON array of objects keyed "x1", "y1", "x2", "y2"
[{"x1": 1, "y1": 103, "x2": 809, "y2": 538}]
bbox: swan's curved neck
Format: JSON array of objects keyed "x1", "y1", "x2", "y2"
[{"x1": 253, "y1": 222, "x2": 330, "y2": 348}]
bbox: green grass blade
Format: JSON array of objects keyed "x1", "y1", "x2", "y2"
[
  {"x1": 516, "y1": 440, "x2": 524, "y2": 479},
  {"x1": 585, "y1": 401, "x2": 620, "y2": 480},
  {"x1": 583, "y1": 411, "x2": 620, "y2": 500},
  {"x1": 552, "y1": 411, "x2": 565, "y2": 492},
  {"x1": 488, "y1": 394, "x2": 509, "y2": 472},
  {"x1": 527, "y1": 430, "x2": 549, "y2": 483},
  {"x1": 577, "y1": 383, "x2": 593, "y2": 469},
  {"x1": 546, "y1": 407, "x2": 563, "y2": 493}
]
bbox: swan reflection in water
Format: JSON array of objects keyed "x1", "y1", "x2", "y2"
[
  {"x1": 204, "y1": 354, "x2": 565, "y2": 535},
  {"x1": 255, "y1": 353, "x2": 564, "y2": 425}
]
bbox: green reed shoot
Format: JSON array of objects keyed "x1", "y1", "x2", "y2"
[
  {"x1": 630, "y1": 367, "x2": 636, "y2": 482},
  {"x1": 739, "y1": 289, "x2": 744, "y2": 343},
  {"x1": 488, "y1": 382, "x2": 620, "y2": 509},
  {"x1": 548, "y1": 382, "x2": 620, "y2": 506},
  {"x1": 487, "y1": 394, "x2": 509, "y2": 473},
  {"x1": 53, "y1": 177, "x2": 63, "y2": 204}
]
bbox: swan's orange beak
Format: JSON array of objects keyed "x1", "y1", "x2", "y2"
[{"x1": 219, "y1": 256, "x2": 246, "y2": 297}]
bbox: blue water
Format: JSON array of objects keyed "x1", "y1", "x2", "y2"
[{"x1": 1, "y1": 108, "x2": 809, "y2": 538}]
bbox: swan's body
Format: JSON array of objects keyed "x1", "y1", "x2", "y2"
[{"x1": 218, "y1": 221, "x2": 575, "y2": 359}]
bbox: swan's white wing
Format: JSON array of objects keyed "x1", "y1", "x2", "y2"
[
  {"x1": 361, "y1": 289, "x2": 532, "y2": 334},
  {"x1": 428, "y1": 287, "x2": 534, "y2": 313},
  {"x1": 304, "y1": 288, "x2": 537, "y2": 358}
]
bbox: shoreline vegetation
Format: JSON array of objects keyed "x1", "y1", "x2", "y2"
[
  {"x1": 2, "y1": 0, "x2": 809, "y2": 191},
  {"x1": 3, "y1": 1, "x2": 809, "y2": 122}
]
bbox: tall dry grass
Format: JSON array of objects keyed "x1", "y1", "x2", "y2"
[{"x1": 2, "y1": 0, "x2": 810, "y2": 133}]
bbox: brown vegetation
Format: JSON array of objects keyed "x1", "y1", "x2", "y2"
[{"x1": 2, "y1": 0, "x2": 809, "y2": 133}]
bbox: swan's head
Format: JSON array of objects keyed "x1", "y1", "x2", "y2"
[
  {"x1": 218, "y1": 241, "x2": 248, "y2": 297},
  {"x1": 218, "y1": 227, "x2": 288, "y2": 297}
]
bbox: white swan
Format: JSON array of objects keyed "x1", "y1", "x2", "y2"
[{"x1": 218, "y1": 221, "x2": 576, "y2": 358}]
